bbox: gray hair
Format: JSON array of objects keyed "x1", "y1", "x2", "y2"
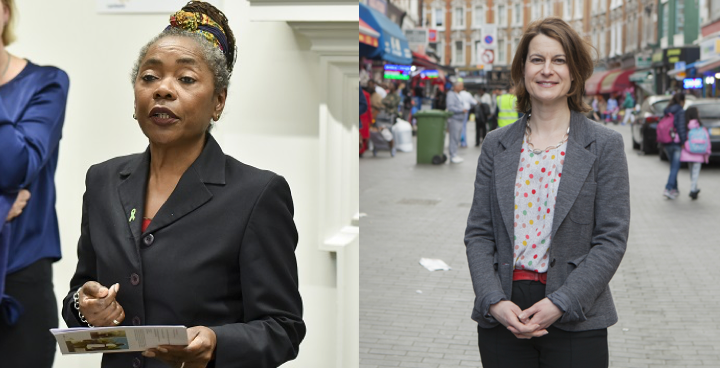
[{"x1": 130, "y1": 27, "x2": 230, "y2": 95}]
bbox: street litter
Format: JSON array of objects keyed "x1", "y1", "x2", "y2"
[{"x1": 419, "y1": 258, "x2": 451, "y2": 271}]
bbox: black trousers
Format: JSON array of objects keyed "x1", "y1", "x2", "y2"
[
  {"x1": 477, "y1": 281, "x2": 608, "y2": 368},
  {"x1": 475, "y1": 119, "x2": 488, "y2": 146},
  {"x1": 0, "y1": 258, "x2": 58, "y2": 368}
]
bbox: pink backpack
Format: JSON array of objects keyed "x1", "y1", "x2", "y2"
[{"x1": 656, "y1": 113, "x2": 676, "y2": 144}]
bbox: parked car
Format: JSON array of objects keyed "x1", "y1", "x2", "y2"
[
  {"x1": 656, "y1": 98, "x2": 720, "y2": 160},
  {"x1": 631, "y1": 94, "x2": 696, "y2": 154}
]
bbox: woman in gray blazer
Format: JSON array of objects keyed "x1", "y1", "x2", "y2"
[
  {"x1": 465, "y1": 17, "x2": 629, "y2": 368},
  {"x1": 61, "y1": 3, "x2": 304, "y2": 368}
]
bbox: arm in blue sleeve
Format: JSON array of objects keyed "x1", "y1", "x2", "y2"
[{"x1": 0, "y1": 72, "x2": 69, "y2": 190}]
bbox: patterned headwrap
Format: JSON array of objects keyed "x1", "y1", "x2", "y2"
[{"x1": 166, "y1": 10, "x2": 230, "y2": 61}]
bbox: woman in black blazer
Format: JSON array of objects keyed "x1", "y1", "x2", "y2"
[{"x1": 61, "y1": 3, "x2": 304, "y2": 368}]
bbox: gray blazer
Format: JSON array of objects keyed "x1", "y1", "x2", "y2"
[{"x1": 465, "y1": 110, "x2": 630, "y2": 332}]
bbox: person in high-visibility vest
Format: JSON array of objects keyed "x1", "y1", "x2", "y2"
[{"x1": 496, "y1": 86, "x2": 520, "y2": 128}]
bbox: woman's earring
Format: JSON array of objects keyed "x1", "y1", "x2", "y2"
[{"x1": 133, "y1": 113, "x2": 137, "y2": 120}]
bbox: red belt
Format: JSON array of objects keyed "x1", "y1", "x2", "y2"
[{"x1": 513, "y1": 269, "x2": 547, "y2": 284}]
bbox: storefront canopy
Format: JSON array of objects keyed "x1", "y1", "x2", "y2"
[
  {"x1": 697, "y1": 56, "x2": 720, "y2": 73},
  {"x1": 411, "y1": 51, "x2": 455, "y2": 74},
  {"x1": 599, "y1": 69, "x2": 635, "y2": 94},
  {"x1": 359, "y1": 3, "x2": 412, "y2": 65},
  {"x1": 360, "y1": 19, "x2": 379, "y2": 47},
  {"x1": 585, "y1": 70, "x2": 613, "y2": 95},
  {"x1": 628, "y1": 70, "x2": 652, "y2": 82}
]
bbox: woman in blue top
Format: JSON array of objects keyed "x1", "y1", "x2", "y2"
[
  {"x1": 661, "y1": 92, "x2": 686, "y2": 199},
  {"x1": 0, "y1": 0, "x2": 70, "y2": 366}
]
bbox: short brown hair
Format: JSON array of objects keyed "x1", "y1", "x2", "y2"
[
  {"x1": 1, "y1": 0, "x2": 17, "y2": 46},
  {"x1": 510, "y1": 17, "x2": 595, "y2": 113}
]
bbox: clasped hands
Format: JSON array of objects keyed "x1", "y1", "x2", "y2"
[
  {"x1": 489, "y1": 298, "x2": 563, "y2": 339},
  {"x1": 78, "y1": 281, "x2": 216, "y2": 368}
]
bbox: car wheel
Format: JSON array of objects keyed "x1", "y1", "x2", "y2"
[
  {"x1": 632, "y1": 136, "x2": 640, "y2": 149},
  {"x1": 640, "y1": 134, "x2": 654, "y2": 154}
]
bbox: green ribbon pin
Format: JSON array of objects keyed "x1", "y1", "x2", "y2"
[{"x1": 129, "y1": 208, "x2": 136, "y2": 222}]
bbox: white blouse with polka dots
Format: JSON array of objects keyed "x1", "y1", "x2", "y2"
[{"x1": 513, "y1": 136, "x2": 567, "y2": 273}]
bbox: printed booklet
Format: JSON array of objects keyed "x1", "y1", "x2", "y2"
[{"x1": 50, "y1": 326, "x2": 187, "y2": 354}]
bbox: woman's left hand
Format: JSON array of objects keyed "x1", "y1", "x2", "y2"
[
  {"x1": 142, "y1": 326, "x2": 217, "y2": 368},
  {"x1": 514, "y1": 298, "x2": 563, "y2": 335}
]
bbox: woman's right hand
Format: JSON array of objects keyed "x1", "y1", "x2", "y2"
[
  {"x1": 78, "y1": 282, "x2": 125, "y2": 327},
  {"x1": 489, "y1": 300, "x2": 548, "y2": 339},
  {"x1": 5, "y1": 189, "x2": 31, "y2": 222}
]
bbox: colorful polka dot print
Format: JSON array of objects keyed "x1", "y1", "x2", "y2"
[{"x1": 513, "y1": 137, "x2": 567, "y2": 272}]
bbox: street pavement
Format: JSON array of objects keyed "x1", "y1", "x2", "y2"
[{"x1": 360, "y1": 121, "x2": 720, "y2": 368}]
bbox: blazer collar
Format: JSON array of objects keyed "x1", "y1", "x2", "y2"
[
  {"x1": 117, "y1": 134, "x2": 227, "y2": 241},
  {"x1": 494, "y1": 110, "x2": 597, "y2": 243}
]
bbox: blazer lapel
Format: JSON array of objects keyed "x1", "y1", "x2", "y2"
[
  {"x1": 494, "y1": 115, "x2": 527, "y2": 243},
  {"x1": 117, "y1": 151, "x2": 150, "y2": 244},
  {"x1": 143, "y1": 134, "x2": 226, "y2": 235},
  {"x1": 550, "y1": 111, "x2": 596, "y2": 238}
]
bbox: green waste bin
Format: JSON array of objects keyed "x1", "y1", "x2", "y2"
[{"x1": 415, "y1": 110, "x2": 452, "y2": 164}]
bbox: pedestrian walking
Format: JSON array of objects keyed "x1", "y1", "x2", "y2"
[
  {"x1": 474, "y1": 87, "x2": 493, "y2": 145},
  {"x1": 604, "y1": 93, "x2": 619, "y2": 123},
  {"x1": 591, "y1": 95, "x2": 603, "y2": 122},
  {"x1": 459, "y1": 85, "x2": 477, "y2": 147},
  {"x1": 621, "y1": 91, "x2": 635, "y2": 126},
  {"x1": 465, "y1": 17, "x2": 630, "y2": 368},
  {"x1": 446, "y1": 81, "x2": 467, "y2": 163},
  {"x1": 661, "y1": 92, "x2": 687, "y2": 199},
  {"x1": 680, "y1": 106, "x2": 711, "y2": 200},
  {"x1": 497, "y1": 86, "x2": 520, "y2": 128}
]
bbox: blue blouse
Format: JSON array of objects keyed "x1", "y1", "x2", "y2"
[{"x1": 0, "y1": 61, "x2": 69, "y2": 275}]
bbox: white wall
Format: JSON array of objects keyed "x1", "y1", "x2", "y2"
[{"x1": 9, "y1": 1, "x2": 356, "y2": 367}]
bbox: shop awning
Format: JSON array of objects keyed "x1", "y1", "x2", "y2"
[
  {"x1": 599, "y1": 69, "x2": 635, "y2": 94},
  {"x1": 360, "y1": 19, "x2": 379, "y2": 47},
  {"x1": 584, "y1": 70, "x2": 613, "y2": 95},
  {"x1": 359, "y1": 3, "x2": 412, "y2": 65},
  {"x1": 628, "y1": 70, "x2": 652, "y2": 82},
  {"x1": 697, "y1": 56, "x2": 720, "y2": 73},
  {"x1": 411, "y1": 51, "x2": 455, "y2": 74}
]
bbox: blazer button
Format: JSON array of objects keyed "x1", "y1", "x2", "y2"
[
  {"x1": 132, "y1": 357, "x2": 142, "y2": 368},
  {"x1": 130, "y1": 273, "x2": 140, "y2": 285},
  {"x1": 143, "y1": 234, "x2": 154, "y2": 246},
  {"x1": 550, "y1": 259, "x2": 556, "y2": 267},
  {"x1": 132, "y1": 316, "x2": 142, "y2": 326}
]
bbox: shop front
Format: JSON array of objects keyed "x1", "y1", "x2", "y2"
[{"x1": 654, "y1": 46, "x2": 700, "y2": 94}]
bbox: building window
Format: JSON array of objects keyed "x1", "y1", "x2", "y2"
[
  {"x1": 662, "y1": 2, "x2": 668, "y2": 40},
  {"x1": 499, "y1": 39, "x2": 506, "y2": 64},
  {"x1": 575, "y1": 0, "x2": 583, "y2": 17},
  {"x1": 676, "y1": 0, "x2": 684, "y2": 34},
  {"x1": 564, "y1": 0, "x2": 572, "y2": 19},
  {"x1": 435, "y1": 7, "x2": 444, "y2": 28},
  {"x1": 514, "y1": 3, "x2": 522, "y2": 25},
  {"x1": 498, "y1": 5, "x2": 507, "y2": 25},
  {"x1": 599, "y1": 30, "x2": 605, "y2": 58},
  {"x1": 474, "y1": 5, "x2": 484, "y2": 27},
  {"x1": 475, "y1": 40, "x2": 483, "y2": 64},
  {"x1": 532, "y1": 0, "x2": 540, "y2": 20},
  {"x1": 454, "y1": 6, "x2": 465, "y2": 29},
  {"x1": 544, "y1": 0, "x2": 553, "y2": 16},
  {"x1": 455, "y1": 40, "x2": 465, "y2": 66},
  {"x1": 512, "y1": 38, "x2": 520, "y2": 64}
]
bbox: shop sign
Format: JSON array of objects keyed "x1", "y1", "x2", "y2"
[
  {"x1": 666, "y1": 49, "x2": 682, "y2": 64},
  {"x1": 700, "y1": 36, "x2": 720, "y2": 60},
  {"x1": 405, "y1": 29, "x2": 428, "y2": 53},
  {"x1": 652, "y1": 51, "x2": 664, "y2": 63},
  {"x1": 636, "y1": 55, "x2": 652, "y2": 68}
]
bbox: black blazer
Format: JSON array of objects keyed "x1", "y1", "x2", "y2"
[{"x1": 62, "y1": 135, "x2": 305, "y2": 368}]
